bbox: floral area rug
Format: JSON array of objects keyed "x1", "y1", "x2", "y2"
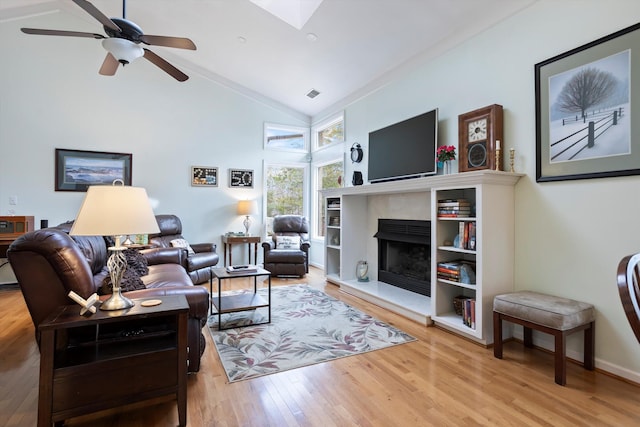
[{"x1": 208, "y1": 285, "x2": 416, "y2": 382}]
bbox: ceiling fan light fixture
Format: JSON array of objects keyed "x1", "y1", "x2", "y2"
[{"x1": 102, "y1": 38, "x2": 144, "y2": 64}]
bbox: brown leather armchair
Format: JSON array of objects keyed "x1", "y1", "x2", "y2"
[
  {"x1": 7, "y1": 227, "x2": 209, "y2": 373},
  {"x1": 262, "y1": 215, "x2": 310, "y2": 277},
  {"x1": 149, "y1": 214, "x2": 219, "y2": 285}
]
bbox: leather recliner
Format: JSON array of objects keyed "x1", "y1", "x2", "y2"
[
  {"x1": 149, "y1": 214, "x2": 219, "y2": 285},
  {"x1": 7, "y1": 227, "x2": 210, "y2": 373},
  {"x1": 262, "y1": 215, "x2": 310, "y2": 277}
]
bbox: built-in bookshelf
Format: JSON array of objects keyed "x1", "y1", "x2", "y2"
[
  {"x1": 322, "y1": 170, "x2": 522, "y2": 344},
  {"x1": 325, "y1": 197, "x2": 342, "y2": 281},
  {"x1": 432, "y1": 182, "x2": 518, "y2": 344}
]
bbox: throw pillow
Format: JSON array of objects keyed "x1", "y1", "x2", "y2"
[
  {"x1": 276, "y1": 235, "x2": 301, "y2": 249},
  {"x1": 170, "y1": 238, "x2": 195, "y2": 254},
  {"x1": 100, "y1": 249, "x2": 149, "y2": 295}
]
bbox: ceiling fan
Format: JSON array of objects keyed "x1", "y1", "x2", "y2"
[{"x1": 20, "y1": 0, "x2": 196, "y2": 82}]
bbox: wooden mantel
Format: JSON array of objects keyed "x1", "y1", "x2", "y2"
[{"x1": 322, "y1": 170, "x2": 524, "y2": 198}]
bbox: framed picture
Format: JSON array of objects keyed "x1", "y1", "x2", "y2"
[
  {"x1": 535, "y1": 23, "x2": 640, "y2": 182},
  {"x1": 229, "y1": 169, "x2": 254, "y2": 188},
  {"x1": 55, "y1": 148, "x2": 132, "y2": 192},
  {"x1": 191, "y1": 166, "x2": 218, "y2": 187},
  {"x1": 264, "y1": 122, "x2": 309, "y2": 152}
]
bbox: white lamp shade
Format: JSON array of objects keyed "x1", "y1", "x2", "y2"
[
  {"x1": 102, "y1": 38, "x2": 144, "y2": 64},
  {"x1": 237, "y1": 200, "x2": 258, "y2": 216},
  {"x1": 70, "y1": 185, "x2": 160, "y2": 236}
]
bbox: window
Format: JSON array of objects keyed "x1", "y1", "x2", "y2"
[
  {"x1": 264, "y1": 123, "x2": 309, "y2": 152},
  {"x1": 314, "y1": 160, "x2": 343, "y2": 238},
  {"x1": 312, "y1": 113, "x2": 344, "y2": 150},
  {"x1": 264, "y1": 163, "x2": 308, "y2": 236},
  {"x1": 311, "y1": 112, "x2": 345, "y2": 239}
]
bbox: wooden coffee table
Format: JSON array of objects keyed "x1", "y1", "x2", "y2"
[{"x1": 211, "y1": 267, "x2": 271, "y2": 330}]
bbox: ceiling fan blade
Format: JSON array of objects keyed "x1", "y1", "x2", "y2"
[
  {"x1": 139, "y1": 35, "x2": 197, "y2": 50},
  {"x1": 72, "y1": 0, "x2": 121, "y2": 33},
  {"x1": 143, "y1": 49, "x2": 189, "y2": 82},
  {"x1": 21, "y1": 28, "x2": 105, "y2": 39},
  {"x1": 99, "y1": 53, "x2": 120, "y2": 76}
]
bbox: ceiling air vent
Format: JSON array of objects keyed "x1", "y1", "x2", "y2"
[{"x1": 306, "y1": 89, "x2": 320, "y2": 99}]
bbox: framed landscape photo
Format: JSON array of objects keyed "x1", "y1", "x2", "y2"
[
  {"x1": 535, "y1": 22, "x2": 640, "y2": 182},
  {"x1": 229, "y1": 169, "x2": 254, "y2": 188},
  {"x1": 191, "y1": 166, "x2": 218, "y2": 187},
  {"x1": 55, "y1": 149, "x2": 132, "y2": 192}
]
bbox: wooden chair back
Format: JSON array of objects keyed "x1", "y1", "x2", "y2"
[{"x1": 617, "y1": 253, "x2": 640, "y2": 343}]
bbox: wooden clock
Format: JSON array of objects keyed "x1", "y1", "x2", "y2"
[{"x1": 458, "y1": 104, "x2": 503, "y2": 172}]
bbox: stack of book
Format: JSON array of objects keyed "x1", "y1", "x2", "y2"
[
  {"x1": 437, "y1": 199, "x2": 472, "y2": 218},
  {"x1": 437, "y1": 260, "x2": 476, "y2": 283}
]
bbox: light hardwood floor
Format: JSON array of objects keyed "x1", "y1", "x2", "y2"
[{"x1": 1, "y1": 267, "x2": 639, "y2": 427}]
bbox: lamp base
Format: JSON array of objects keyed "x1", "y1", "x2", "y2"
[
  {"x1": 100, "y1": 287, "x2": 135, "y2": 311},
  {"x1": 243, "y1": 215, "x2": 251, "y2": 236}
]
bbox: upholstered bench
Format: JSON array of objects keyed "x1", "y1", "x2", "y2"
[{"x1": 493, "y1": 291, "x2": 595, "y2": 385}]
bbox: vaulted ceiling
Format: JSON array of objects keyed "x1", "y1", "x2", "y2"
[{"x1": 1, "y1": 0, "x2": 537, "y2": 117}]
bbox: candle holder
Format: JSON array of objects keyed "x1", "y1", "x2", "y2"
[
  {"x1": 495, "y1": 148, "x2": 502, "y2": 171},
  {"x1": 509, "y1": 148, "x2": 515, "y2": 172}
]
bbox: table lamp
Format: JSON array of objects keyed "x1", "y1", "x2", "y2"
[
  {"x1": 70, "y1": 183, "x2": 160, "y2": 310},
  {"x1": 237, "y1": 200, "x2": 258, "y2": 236}
]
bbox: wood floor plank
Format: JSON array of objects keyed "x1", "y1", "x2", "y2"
[{"x1": 0, "y1": 267, "x2": 639, "y2": 426}]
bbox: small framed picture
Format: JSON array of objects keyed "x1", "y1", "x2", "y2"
[
  {"x1": 191, "y1": 166, "x2": 218, "y2": 187},
  {"x1": 229, "y1": 169, "x2": 254, "y2": 188}
]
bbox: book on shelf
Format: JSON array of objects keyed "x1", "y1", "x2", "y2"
[
  {"x1": 226, "y1": 264, "x2": 258, "y2": 273},
  {"x1": 462, "y1": 298, "x2": 476, "y2": 329},
  {"x1": 454, "y1": 221, "x2": 476, "y2": 250},
  {"x1": 437, "y1": 198, "x2": 471, "y2": 207}
]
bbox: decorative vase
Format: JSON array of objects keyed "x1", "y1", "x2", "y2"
[{"x1": 443, "y1": 160, "x2": 452, "y2": 175}]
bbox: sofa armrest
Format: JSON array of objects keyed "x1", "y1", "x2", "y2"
[
  {"x1": 187, "y1": 252, "x2": 219, "y2": 272},
  {"x1": 262, "y1": 241, "x2": 275, "y2": 252},
  {"x1": 140, "y1": 247, "x2": 187, "y2": 266},
  {"x1": 301, "y1": 241, "x2": 310, "y2": 252},
  {"x1": 191, "y1": 242, "x2": 217, "y2": 253}
]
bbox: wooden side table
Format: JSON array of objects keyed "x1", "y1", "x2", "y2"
[
  {"x1": 37, "y1": 295, "x2": 189, "y2": 426},
  {"x1": 221, "y1": 235, "x2": 261, "y2": 266}
]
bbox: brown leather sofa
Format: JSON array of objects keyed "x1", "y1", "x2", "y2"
[
  {"x1": 7, "y1": 226, "x2": 210, "y2": 373},
  {"x1": 149, "y1": 214, "x2": 219, "y2": 285},
  {"x1": 262, "y1": 215, "x2": 310, "y2": 277}
]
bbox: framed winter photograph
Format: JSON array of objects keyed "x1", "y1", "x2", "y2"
[{"x1": 535, "y1": 23, "x2": 640, "y2": 182}]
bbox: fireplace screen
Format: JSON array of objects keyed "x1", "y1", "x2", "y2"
[{"x1": 375, "y1": 219, "x2": 431, "y2": 296}]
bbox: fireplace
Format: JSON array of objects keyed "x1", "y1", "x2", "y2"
[{"x1": 374, "y1": 219, "x2": 431, "y2": 297}]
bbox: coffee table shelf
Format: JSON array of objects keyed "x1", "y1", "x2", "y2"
[{"x1": 211, "y1": 266, "x2": 271, "y2": 330}]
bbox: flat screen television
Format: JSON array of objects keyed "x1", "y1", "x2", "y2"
[{"x1": 367, "y1": 108, "x2": 438, "y2": 183}]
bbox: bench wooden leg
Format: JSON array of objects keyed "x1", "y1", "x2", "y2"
[
  {"x1": 554, "y1": 331, "x2": 567, "y2": 386},
  {"x1": 523, "y1": 327, "x2": 533, "y2": 348},
  {"x1": 584, "y1": 321, "x2": 595, "y2": 371},
  {"x1": 493, "y1": 311, "x2": 503, "y2": 359}
]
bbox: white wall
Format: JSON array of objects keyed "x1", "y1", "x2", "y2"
[
  {"x1": 0, "y1": 7, "x2": 308, "y2": 266},
  {"x1": 323, "y1": 1, "x2": 640, "y2": 380}
]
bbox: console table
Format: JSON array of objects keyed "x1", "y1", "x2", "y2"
[
  {"x1": 37, "y1": 295, "x2": 188, "y2": 426},
  {"x1": 221, "y1": 235, "x2": 261, "y2": 266}
]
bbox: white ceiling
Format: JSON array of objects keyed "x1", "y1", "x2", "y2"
[{"x1": 1, "y1": 0, "x2": 537, "y2": 118}]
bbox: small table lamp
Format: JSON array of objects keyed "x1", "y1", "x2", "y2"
[
  {"x1": 70, "y1": 184, "x2": 160, "y2": 310},
  {"x1": 237, "y1": 200, "x2": 258, "y2": 236}
]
